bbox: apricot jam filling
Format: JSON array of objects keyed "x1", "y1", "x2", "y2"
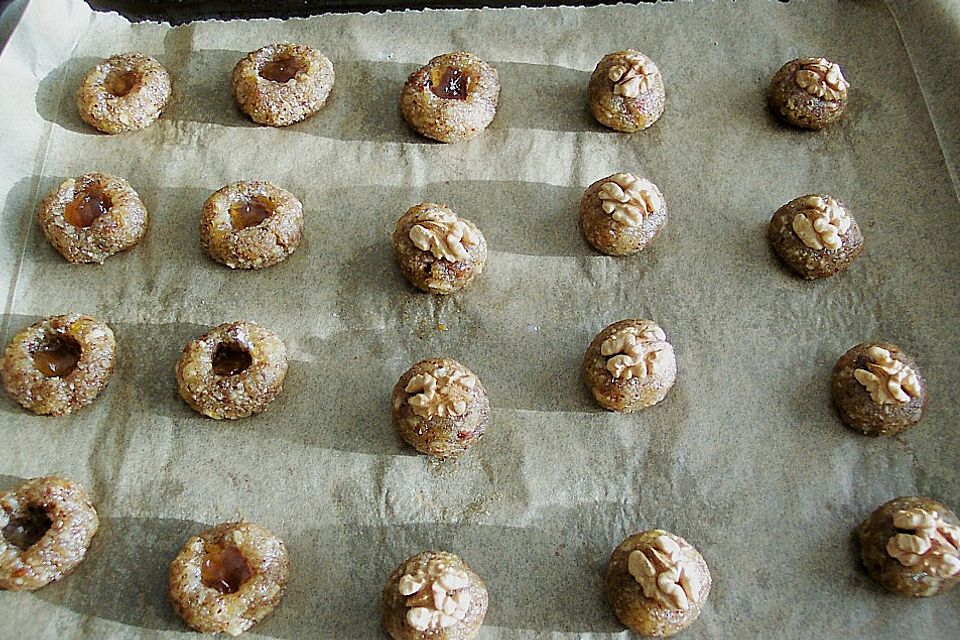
[
  {"x1": 2, "y1": 505, "x2": 52, "y2": 550},
  {"x1": 230, "y1": 197, "x2": 273, "y2": 231},
  {"x1": 429, "y1": 65, "x2": 473, "y2": 100},
  {"x1": 260, "y1": 57, "x2": 304, "y2": 83},
  {"x1": 32, "y1": 336, "x2": 82, "y2": 378},
  {"x1": 201, "y1": 545, "x2": 253, "y2": 594},
  {"x1": 212, "y1": 343, "x2": 252, "y2": 376},
  {"x1": 64, "y1": 187, "x2": 112, "y2": 229},
  {"x1": 104, "y1": 68, "x2": 139, "y2": 97}
]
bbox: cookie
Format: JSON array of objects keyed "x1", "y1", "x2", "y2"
[
  {"x1": 200, "y1": 181, "x2": 303, "y2": 270},
  {"x1": 76, "y1": 52, "x2": 171, "y2": 134},
  {"x1": 858, "y1": 496, "x2": 959, "y2": 597},
  {"x1": 768, "y1": 194, "x2": 863, "y2": 279},
  {"x1": 588, "y1": 50, "x2": 666, "y2": 132},
  {"x1": 176, "y1": 321, "x2": 288, "y2": 420},
  {"x1": 169, "y1": 521, "x2": 290, "y2": 636},
  {"x1": 391, "y1": 358, "x2": 490, "y2": 458},
  {"x1": 232, "y1": 43, "x2": 335, "y2": 127},
  {"x1": 832, "y1": 342, "x2": 926, "y2": 436},
  {"x1": 768, "y1": 57, "x2": 848, "y2": 130},
  {"x1": 0, "y1": 476, "x2": 99, "y2": 591},
  {"x1": 382, "y1": 550, "x2": 488, "y2": 640},
  {"x1": 400, "y1": 52, "x2": 500, "y2": 143},
  {"x1": 392, "y1": 203, "x2": 487, "y2": 294},
  {"x1": 2, "y1": 313, "x2": 116, "y2": 416},
  {"x1": 37, "y1": 172, "x2": 148, "y2": 264},
  {"x1": 583, "y1": 319, "x2": 677, "y2": 412},
  {"x1": 605, "y1": 530, "x2": 711, "y2": 637},
  {"x1": 579, "y1": 173, "x2": 667, "y2": 256}
]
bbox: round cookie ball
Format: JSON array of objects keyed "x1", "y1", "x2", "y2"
[
  {"x1": 2, "y1": 313, "x2": 116, "y2": 416},
  {"x1": 391, "y1": 358, "x2": 490, "y2": 458},
  {"x1": 169, "y1": 521, "x2": 290, "y2": 636},
  {"x1": 37, "y1": 172, "x2": 148, "y2": 264},
  {"x1": 400, "y1": 51, "x2": 500, "y2": 143},
  {"x1": 580, "y1": 173, "x2": 667, "y2": 256},
  {"x1": 583, "y1": 319, "x2": 677, "y2": 413},
  {"x1": 768, "y1": 57, "x2": 849, "y2": 130},
  {"x1": 832, "y1": 342, "x2": 926, "y2": 436},
  {"x1": 176, "y1": 321, "x2": 288, "y2": 420},
  {"x1": 588, "y1": 50, "x2": 666, "y2": 133},
  {"x1": 232, "y1": 43, "x2": 335, "y2": 127},
  {"x1": 200, "y1": 181, "x2": 303, "y2": 270},
  {"x1": 0, "y1": 476, "x2": 99, "y2": 591},
  {"x1": 768, "y1": 194, "x2": 863, "y2": 279},
  {"x1": 858, "y1": 496, "x2": 960, "y2": 597},
  {"x1": 382, "y1": 550, "x2": 488, "y2": 640},
  {"x1": 392, "y1": 203, "x2": 487, "y2": 294},
  {"x1": 605, "y1": 530, "x2": 711, "y2": 637},
  {"x1": 76, "y1": 52, "x2": 171, "y2": 134}
]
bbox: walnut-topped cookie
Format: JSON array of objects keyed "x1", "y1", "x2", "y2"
[
  {"x1": 391, "y1": 358, "x2": 490, "y2": 458},
  {"x1": 605, "y1": 530, "x2": 711, "y2": 637},
  {"x1": 382, "y1": 550, "x2": 488, "y2": 640},
  {"x1": 392, "y1": 203, "x2": 487, "y2": 294},
  {"x1": 580, "y1": 173, "x2": 667, "y2": 256},
  {"x1": 768, "y1": 194, "x2": 863, "y2": 279},
  {"x1": 832, "y1": 342, "x2": 926, "y2": 436},
  {"x1": 583, "y1": 319, "x2": 677, "y2": 412},
  {"x1": 589, "y1": 51, "x2": 666, "y2": 132},
  {"x1": 400, "y1": 52, "x2": 500, "y2": 143},
  {"x1": 858, "y1": 496, "x2": 960, "y2": 597},
  {"x1": 769, "y1": 57, "x2": 849, "y2": 129}
]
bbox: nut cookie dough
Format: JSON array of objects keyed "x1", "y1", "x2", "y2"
[
  {"x1": 858, "y1": 496, "x2": 960, "y2": 597},
  {"x1": 583, "y1": 319, "x2": 677, "y2": 412},
  {"x1": 169, "y1": 521, "x2": 290, "y2": 636},
  {"x1": 391, "y1": 358, "x2": 490, "y2": 458},
  {"x1": 233, "y1": 43, "x2": 335, "y2": 127},
  {"x1": 200, "y1": 181, "x2": 303, "y2": 270},
  {"x1": 580, "y1": 173, "x2": 667, "y2": 256},
  {"x1": 2, "y1": 314, "x2": 116, "y2": 416},
  {"x1": 768, "y1": 194, "x2": 863, "y2": 279},
  {"x1": 37, "y1": 173, "x2": 148, "y2": 264},
  {"x1": 76, "y1": 52, "x2": 171, "y2": 134},
  {"x1": 605, "y1": 530, "x2": 711, "y2": 637},
  {"x1": 0, "y1": 476, "x2": 99, "y2": 591},
  {"x1": 382, "y1": 550, "x2": 488, "y2": 640},
  {"x1": 400, "y1": 52, "x2": 500, "y2": 143},
  {"x1": 589, "y1": 50, "x2": 666, "y2": 132},
  {"x1": 832, "y1": 342, "x2": 926, "y2": 436},
  {"x1": 176, "y1": 321, "x2": 288, "y2": 420},
  {"x1": 392, "y1": 203, "x2": 487, "y2": 294},
  {"x1": 769, "y1": 57, "x2": 849, "y2": 130}
]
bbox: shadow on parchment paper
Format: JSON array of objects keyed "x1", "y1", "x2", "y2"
[{"x1": 32, "y1": 517, "x2": 208, "y2": 632}]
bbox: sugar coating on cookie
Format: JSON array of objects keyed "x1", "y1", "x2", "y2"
[
  {"x1": 580, "y1": 173, "x2": 667, "y2": 256},
  {"x1": 233, "y1": 43, "x2": 335, "y2": 127},
  {"x1": 768, "y1": 194, "x2": 863, "y2": 279},
  {"x1": 392, "y1": 203, "x2": 487, "y2": 294},
  {"x1": 200, "y1": 181, "x2": 303, "y2": 270},
  {"x1": 768, "y1": 57, "x2": 849, "y2": 130},
  {"x1": 176, "y1": 321, "x2": 288, "y2": 420},
  {"x1": 589, "y1": 50, "x2": 666, "y2": 132},
  {"x1": 391, "y1": 358, "x2": 490, "y2": 458},
  {"x1": 76, "y1": 52, "x2": 171, "y2": 134},
  {"x1": 605, "y1": 530, "x2": 711, "y2": 637},
  {"x1": 0, "y1": 476, "x2": 99, "y2": 591},
  {"x1": 832, "y1": 342, "x2": 926, "y2": 436},
  {"x1": 169, "y1": 521, "x2": 290, "y2": 636},
  {"x1": 2, "y1": 313, "x2": 116, "y2": 416},
  {"x1": 382, "y1": 550, "x2": 488, "y2": 640},
  {"x1": 37, "y1": 172, "x2": 148, "y2": 264},
  {"x1": 400, "y1": 52, "x2": 500, "y2": 143},
  {"x1": 583, "y1": 319, "x2": 676, "y2": 413},
  {"x1": 858, "y1": 496, "x2": 960, "y2": 597}
]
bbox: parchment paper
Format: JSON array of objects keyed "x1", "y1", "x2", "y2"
[{"x1": 0, "y1": 0, "x2": 958, "y2": 638}]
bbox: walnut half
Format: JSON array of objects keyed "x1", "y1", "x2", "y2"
[
  {"x1": 791, "y1": 195, "x2": 850, "y2": 250},
  {"x1": 794, "y1": 58, "x2": 849, "y2": 101},
  {"x1": 409, "y1": 208, "x2": 479, "y2": 263},
  {"x1": 399, "y1": 558, "x2": 472, "y2": 631},
  {"x1": 886, "y1": 508, "x2": 960, "y2": 578},
  {"x1": 597, "y1": 174, "x2": 662, "y2": 228},
  {"x1": 405, "y1": 366, "x2": 477, "y2": 418},
  {"x1": 600, "y1": 322, "x2": 668, "y2": 380},
  {"x1": 608, "y1": 54, "x2": 655, "y2": 99},
  {"x1": 853, "y1": 346, "x2": 921, "y2": 405},
  {"x1": 627, "y1": 535, "x2": 703, "y2": 611}
]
